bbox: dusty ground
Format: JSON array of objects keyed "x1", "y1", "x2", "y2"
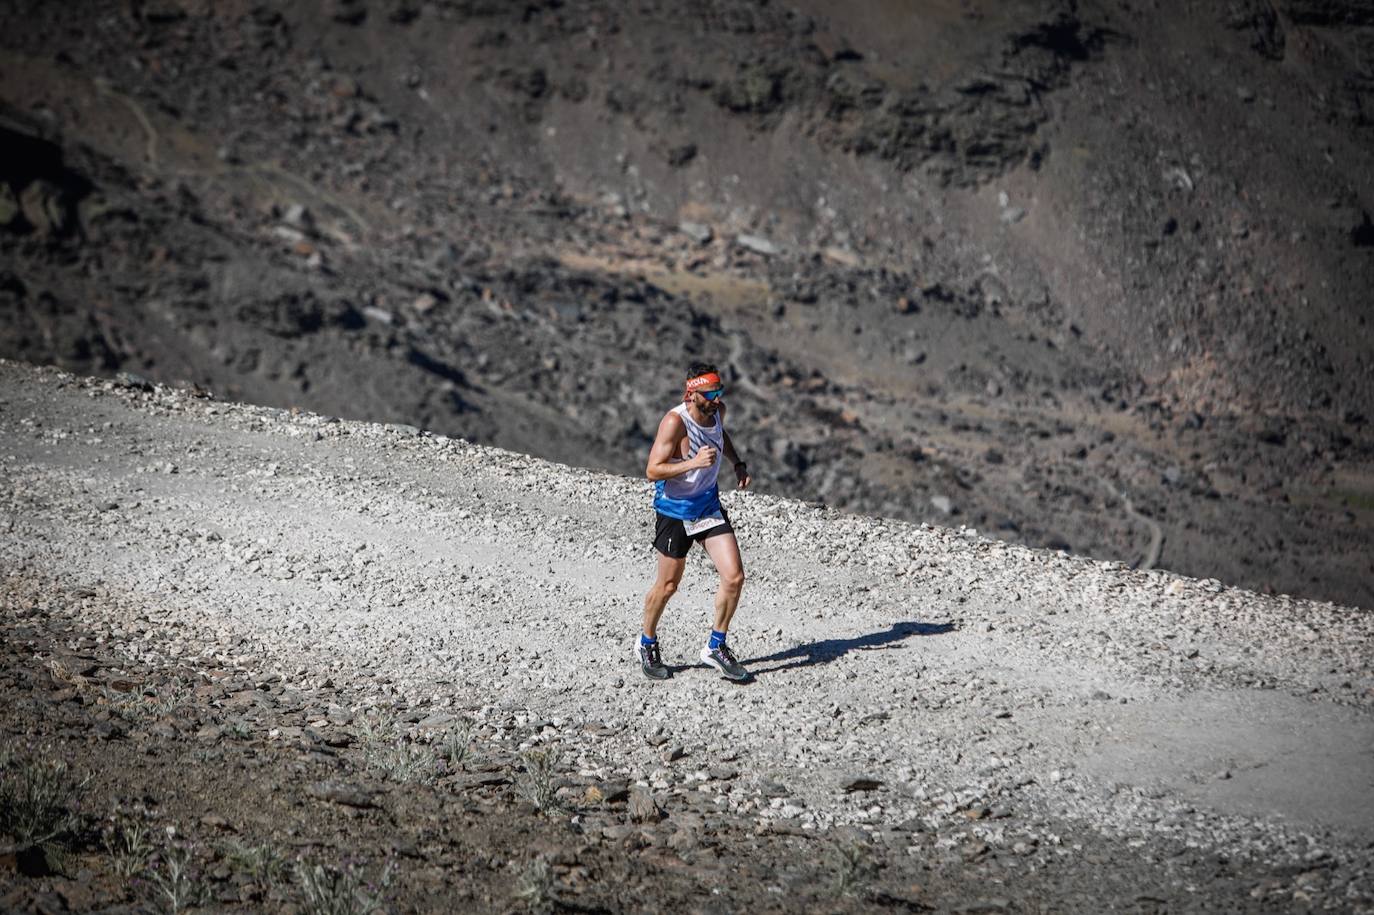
[
  {"x1": 3, "y1": 361, "x2": 1372, "y2": 912},
  {"x1": 2, "y1": 1, "x2": 1373, "y2": 609}
]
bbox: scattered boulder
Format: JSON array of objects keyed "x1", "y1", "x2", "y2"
[
  {"x1": 679, "y1": 221, "x2": 713, "y2": 244},
  {"x1": 735, "y1": 234, "x2": 780, "y2": 256}
]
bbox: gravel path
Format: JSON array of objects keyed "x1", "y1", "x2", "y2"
[{"x1": 4, "y1": 359, "x2": 1373, "y2": 909}]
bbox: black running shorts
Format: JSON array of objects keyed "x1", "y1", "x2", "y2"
[{"x1": 653, "y1": 508, "x2": 734, "y2": 559}]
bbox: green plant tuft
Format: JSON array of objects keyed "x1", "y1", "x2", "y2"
[{"x1": 0, "y1": 747, "x2": 87, "y2": 853}]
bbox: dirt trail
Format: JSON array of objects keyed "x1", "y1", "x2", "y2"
[{"x1": 3, "y1": 360, "x2": 1373, "y2": 909}]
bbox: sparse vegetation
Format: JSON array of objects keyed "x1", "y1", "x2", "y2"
[
  {"x1": 99, "y1": 683, "x2": 147, "y2": 722},
  {"x1": 221, "y1": 838, "x2": 292, "y2": 889},
  {"x1": 294, "y1": 857, "x2": 395, "y2": 915},
  {"x1": 0, "y1": 746, "x2": 86, "y2": 854},
  {"x1": 513, "y1": 856, "x2": 557, "y2": 913},
  {"x1": 147, "y1": 840, "x2": 203, "y2": 914},
  {"x1": 439, "y1": 717, "x2": 476, "y2": 774},
  {"x1": 102, "y1": 813, "x2": 155, "y2": 880},
  {"x1": 99, "y1": 680, "x2": 194, "y2": 724},
  {"x1": 828, "y1": 837, "x2": 879, "y2": 899},
  {"x1": 516, "y1": 746, "x2": 564, "y2": 815},
  {"x1": 149, "y1": 676, "x2": 196, "y2": 717},
  {"x1": 358, "y1": 714, "x2": 439, "y2": 785}
]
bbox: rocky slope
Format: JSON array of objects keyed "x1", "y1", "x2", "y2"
[
  {"x1": 3, "y1": 360, "x2": 1373, "y2": 911},
  {"x1": 1, "y1": 0, "x2": 1372, "y2": 608}
]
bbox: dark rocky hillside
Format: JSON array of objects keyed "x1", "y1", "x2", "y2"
[{"x1": 2, "y1": 0, "x2": 1372, "y2": 607}]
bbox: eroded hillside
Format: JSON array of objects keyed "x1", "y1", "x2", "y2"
[{"x1": 2, "y1": 0, "x2": 1372, "y2": 606}]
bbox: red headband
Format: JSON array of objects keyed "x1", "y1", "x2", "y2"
[{"x1": 685, "y1": 372, "x2": 722, "y2": 392}]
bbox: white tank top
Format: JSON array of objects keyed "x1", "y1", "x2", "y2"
[{"x1": 660, "y1": 402, "x2": 724, "y2": 505}]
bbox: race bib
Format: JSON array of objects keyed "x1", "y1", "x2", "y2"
[{"x1": 684, "y1": 512, "x2": 726, "y2": 537}]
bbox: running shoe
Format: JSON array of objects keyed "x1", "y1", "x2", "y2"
[
  {"x1": 638, "y1": 640, "x2": 670, "y2": 680},
  {"x1": 700, "y1": 643, "x2": 749, "y2": 681}
]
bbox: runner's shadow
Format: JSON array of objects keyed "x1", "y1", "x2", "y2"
[{"x1": 743, "y1": 621, "x2": 955, "y2": 677}]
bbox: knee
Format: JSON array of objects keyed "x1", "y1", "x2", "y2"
[
  {"x1": 723, "y1": 568, "x2": 745, "y2": 592},
  {"x1": 659, "y1": 578, "x2": 680, "y2": 598}
]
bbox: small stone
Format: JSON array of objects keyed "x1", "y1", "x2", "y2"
[
  {"x1": 596, "y1": 782, "x2": 630, "y2": 803},
  {"x1": 962, "y1": 841, "x2": 991, "y2": 861},
  {"x1": 307, "y1": 781, "x2": 381, "y2": 808},
  {"x1": 283, "y1": 203, "x2": 313, "y2": 229},
  {"x1": 601, "y1": 824, "x2": 636, "y2": 841},
  {"x1": 415, "y1": 712, "x2": 455, "y2": 730},
  {"x1": 840, "y1": 775, "x2": 883, "y2": 793},
  {"x1": 628, "y1": 788, "x2": 663, "y2": 823},
  {"x1": 116, "y1": 372, "x2": 155, "y2": 392},
  {"x1": 735, "y1": 234, "x2": 780, "y2": 256},
  {"x1": 821, "y1": 246, "x2": 861, "y2": 267},
  {"x1": 665, "y1": 143, "x2": 697, "y2": 167},
  {"x1": 667, "y1": 828, "x2": 699, "y2": 852},
  {"x1": 92, "y1": 720, "x2": 124, "y2": 741},
  {"x1": 678, "y1": 221, "x2": 712, "y2": 244}
]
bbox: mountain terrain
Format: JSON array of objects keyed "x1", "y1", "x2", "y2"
[
  {"x1": 1, "y1": 0, "x2": 1373, "y2": 608},
  {"x1": 1, "y1": 359, "x2": 1372, "y2": 912}
]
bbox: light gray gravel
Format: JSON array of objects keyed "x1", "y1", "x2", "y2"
[{"x1": 3, "y1": 358, "x2": 1373, "y2": 909}]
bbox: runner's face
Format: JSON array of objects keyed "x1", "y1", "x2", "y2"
[{"x1": 694, "y1": 387, "x2": 724, "y2": 413}]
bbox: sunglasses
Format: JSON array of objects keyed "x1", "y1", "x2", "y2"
[{"x1": 698, "y1": 388, "x2": 725, "y2": 401}]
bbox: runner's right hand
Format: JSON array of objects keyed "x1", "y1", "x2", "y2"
[{"x1": 692, "y1": 445, "x2": 718, "y2": 468}]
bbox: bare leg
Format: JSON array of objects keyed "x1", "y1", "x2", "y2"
[
  {"x1": 702, "y1": 533, "x2": 745, "y2": 634},
  {"x1": 642, "y1": 552, "x2": 686, "y2": 638}
]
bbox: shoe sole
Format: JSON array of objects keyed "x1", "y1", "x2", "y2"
[{"x1": 700, "y1": 654, "x2": 749, "y2": 681}]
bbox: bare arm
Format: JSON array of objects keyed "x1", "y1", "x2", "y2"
[
  {"x1": 721, "y1": 409, "x2": 751, "y2": 489},
  {"x1": 645, "y1": 411, "x2": 717, "y2": 482}
]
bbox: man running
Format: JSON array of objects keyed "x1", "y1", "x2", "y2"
[{"x1": 639, "y1": 362, "x2": 752, "y2": 681}]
